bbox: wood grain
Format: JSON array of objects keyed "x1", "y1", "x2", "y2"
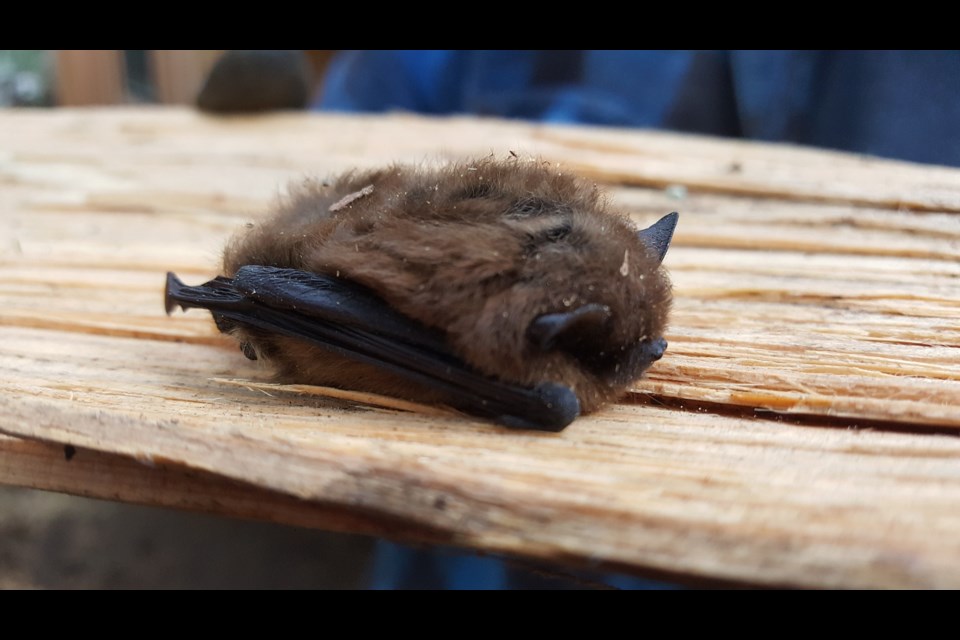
[
  {"x1": 1, "y1": 108, "x2": 959, "y2": 587},
  {"x1": 0, "y1": 435, "x2": 446, "y2": 542}
]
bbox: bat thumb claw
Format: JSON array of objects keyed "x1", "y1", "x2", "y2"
[
  {"x1": 495, "y1": 383, "x2": 580, "y2": 432},
  {"x1": 535, "y1": 382, "x2": 581, "y2": 431},
  {"x1": 164, "y1": 272, "x2": 187, "y2": 315}
]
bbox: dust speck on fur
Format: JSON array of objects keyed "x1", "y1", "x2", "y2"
[{"x1": 329, "y1": 185, "x2": 374, "y2": 212}]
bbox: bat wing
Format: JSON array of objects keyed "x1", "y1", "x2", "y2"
[{"x1": 165, "y1": 265, "x2": 579, "y2": 431}]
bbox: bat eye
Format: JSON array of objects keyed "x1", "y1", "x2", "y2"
[
  {"x1": 543, "y1": 221, "x2": 572, "y2": 242},
  {"x1": 507, "y1": 197, "x2": 550, "y2": 217},
  {"x1": 240, "y1": 341, "x2": 258, "y2": 360},
  {"x1": 527, "y1": 304, "x2": 612, "y2": 353}
]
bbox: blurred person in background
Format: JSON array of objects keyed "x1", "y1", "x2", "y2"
[{"x1": 316, "y1": 50, "x2": 960, "y2": 167}]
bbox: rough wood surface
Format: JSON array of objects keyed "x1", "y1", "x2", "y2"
[
  {"x1": 1, "y1": 108, "x2": 959, "y2": 588},
  {"x1": 0, "y1": 435, "x2": 438, "y2": 541}
]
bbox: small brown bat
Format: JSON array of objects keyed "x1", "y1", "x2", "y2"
[{"x1": 166, "y1": 158, "x2": 677, "y2": 431}]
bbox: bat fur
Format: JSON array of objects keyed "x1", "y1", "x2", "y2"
[{"x1": 168, "y1": 157, "x2": 677, "y2": 429}]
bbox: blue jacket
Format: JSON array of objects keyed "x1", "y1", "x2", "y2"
[{"x1": 318, "y1": 50, "x2": 960, "y2": 167}]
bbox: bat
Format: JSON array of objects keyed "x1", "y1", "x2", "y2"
[{"x1": 165, "y1": 157, "x2": 678, "y2": 431}]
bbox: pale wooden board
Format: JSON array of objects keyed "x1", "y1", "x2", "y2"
[
  {"x1": 4, "y1": 351, "x2": 960, "y2": 588},
  {"x1": 0, "y1": 435, "x2": 442, "y2": 542},
  {"x1": 5, "y1": 107, "x2": 959, "y2": 209},
  {"x1": 2, "y1": 108, "x2": 960, "y2": 587}
]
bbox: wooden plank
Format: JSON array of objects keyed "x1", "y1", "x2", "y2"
[
  {"x1": 1, "y1": 107, "x2": 960, "y2": 587},
  {"x1": 53, "y1": 51, "x2": 126, "y2": 106},
  {"x1": 0, "y1": 435, "x2": 446, "y2": 542},
  {"x1": 4, "y1": 365, "x2": 960, "y2": 589},
  {"x1": 3, "y1": 107, "x2": 960, "y2": 211},
  {"x1": 615, "y1": 190, "x2": 960, "y2": 428},
  {"x1": 546, "y1": 128, "x2": 960, "y2": 213}
]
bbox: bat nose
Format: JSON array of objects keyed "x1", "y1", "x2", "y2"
[{"x1": 644, "y1": 337, "x2": 667, "y2": 361}]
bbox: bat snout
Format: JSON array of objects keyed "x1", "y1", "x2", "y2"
[{"x1": 644, "y1": 337, "x2": 667, "y2": 361}]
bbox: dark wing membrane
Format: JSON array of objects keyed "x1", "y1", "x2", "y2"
[
  {"x1": 165, "y1": 267, "x2": 579, "y2": 431},
  {"x1": 230, "y1": 266, "x2": 452, "y2": 355}
]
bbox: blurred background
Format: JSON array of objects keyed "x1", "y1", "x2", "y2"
[
  {"x1": 0, "y1": 50, "x2": 334, "y2": 108},
  {"x1": 3, "y1": 50, "x2": 958, "y2": 166}
]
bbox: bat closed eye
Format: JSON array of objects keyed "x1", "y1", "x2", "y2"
[{"x1": 166, "y1": 158, "x2": 678, "y2": 431}]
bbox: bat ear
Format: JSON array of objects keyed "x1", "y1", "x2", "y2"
[
  {"x1": 528, "y1": 303, "x2": 612, "y2": 352},
  {"x1": 638, "y1": 212, "x2": 679, "y2": 264}
]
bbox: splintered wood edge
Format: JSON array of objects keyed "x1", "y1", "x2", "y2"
[
  {"x1": 0, "y1": 435, "x2": 452, "y2": 545},
  {"x1": 210, "y1": 378, "x2": 458, "y2": 418},
  {"x1": 0, "y1": 435, "x2": 748, "y2": 588}
]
